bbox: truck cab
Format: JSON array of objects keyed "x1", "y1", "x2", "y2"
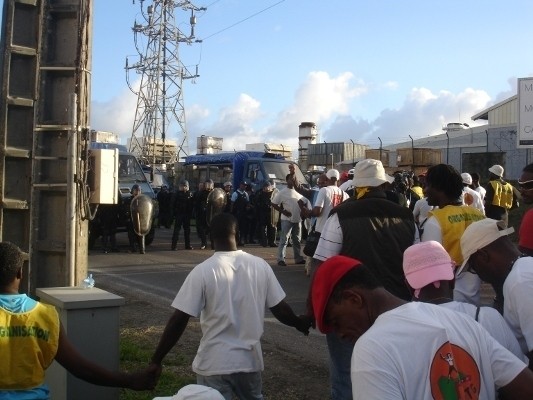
[
  {"x1": 88, "y1": 140, "x2": 158, "y2": 249},
  {"x1": 180, "y1": 151, "x2": 308, "y2": 190}
]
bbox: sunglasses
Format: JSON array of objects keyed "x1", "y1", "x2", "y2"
[{"x1": 518, "y1": 178, "x2": 533, "y2": 191}]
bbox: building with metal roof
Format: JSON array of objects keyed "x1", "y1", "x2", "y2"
[{"x1": 381, "y1": 94, "x2": 532, "y2": 180}]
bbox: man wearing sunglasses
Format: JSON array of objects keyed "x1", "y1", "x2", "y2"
[{"x1": 518, "y1": 163, "x2": 533, "y2": 256}]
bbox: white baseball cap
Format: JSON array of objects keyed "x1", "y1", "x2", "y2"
[
  {"x1": 326, "y1": 169, "x2": 340, "y2": 180},
  {"x1": 461, "y1": 173, "x2": 472, "y2": 185},
  {"x1": 457, "y1": 218, "x2": 514, "y2": 274}
]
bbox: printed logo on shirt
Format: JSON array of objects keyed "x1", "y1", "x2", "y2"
[
  {"x1": 0, "y1": 325, "x2": 51, "y2": 341},
  {"x1": 331, "y1": 189, "x2": 344, "y2": 207},
  {"x1": 446, "y1": 212, "x2": 484, "y2": 224},
  {"x1": 429, "y1": 342, "x2": 480, "y2": 400}
]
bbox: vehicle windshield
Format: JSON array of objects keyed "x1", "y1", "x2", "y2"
[
  {"x1": 119, "y1": 155, "x2": 147, "y2": 183},
  {"x1": 263, "y1": 161, "x2": 307, "y2": 184}
]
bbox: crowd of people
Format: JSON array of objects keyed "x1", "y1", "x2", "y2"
[{"x1": 2, "y1": 159, "x2": 533, "y2": 399}]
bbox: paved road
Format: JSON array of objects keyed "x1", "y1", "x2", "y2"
[{"x1": 88, "y1": 227, "x2": 330, "y2": 367}]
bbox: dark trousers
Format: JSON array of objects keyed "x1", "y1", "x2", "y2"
[
  {"x1": 259, "y1": 222, "x2": 277, "y2": 246},
  {"x1": 235, "y1": 213, "x2": 248, "y2": 245},
  {"x1": 172, "y1": 214, "x2": 191, "y2": 249},
  {"x1": 158, "y1": 210, "x2": 172, "y2": 228},
  {"x1": 196, "y1": 213, "x2": 209, "y2": 247},
  {"x1": 101, "y1": 222, "x2": 117, "y2": 252}
]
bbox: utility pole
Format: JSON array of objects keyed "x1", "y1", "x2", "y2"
[
  {"x1": 126, "y1": 0, "x2": 205, "y2": 168},
  {"x1": 0, "y1": 0, "x2": 92, "y2": 292}
]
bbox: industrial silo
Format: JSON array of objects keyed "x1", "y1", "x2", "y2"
[{"x1": 298, "y1": 122, "x2": 317, "y2": 172}]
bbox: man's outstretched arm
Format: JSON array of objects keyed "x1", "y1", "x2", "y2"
[
  {"x1": 149, "y1": 309, "x2": 191, "y2": 371},
  {"x1": 270, "y1": 300, "x2": 312, "y2": 335},
  {"x1": 55, "y1": 323, "x2": 157, "y2": 391}
]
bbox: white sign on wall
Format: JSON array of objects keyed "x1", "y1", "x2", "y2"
[{"x1": 518, "y1": 77, "x2": 533, "y2": 147}]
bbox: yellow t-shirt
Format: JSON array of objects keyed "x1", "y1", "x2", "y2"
[{"x1": 0, "y1": 302, "x2": 60, "y2": 390}]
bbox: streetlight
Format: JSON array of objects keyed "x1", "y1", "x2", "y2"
[
  {"x1": 409, "y1": 134, "x2": 414, "y2": 172},
  {"x1": 330, "y1": 153, "x2": 334, "y2": 169},
  {"x1": 349, "y1": 139, "x2": 355, "y2": 166},
  {"x1": 323, "y1": 140, "x2": 327, "y2": 169},
  {"x1": 445, "y1": 132, "x2": 450, "y2": 164}
]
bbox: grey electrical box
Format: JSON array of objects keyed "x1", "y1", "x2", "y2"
[{"x1": 36, "y1": 287, "x2": 125, "y2": 400}]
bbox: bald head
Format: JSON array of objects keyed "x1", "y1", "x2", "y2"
[{"x1": 210, "y1": 213, "x2": 238, "y2": 251}]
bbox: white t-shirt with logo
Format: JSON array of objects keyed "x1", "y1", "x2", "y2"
[
  {"x1": 313, "y1": 185, "x2": 349, "y2": 232},
  {"x1": 440, "y1": 301, "x2": 526, "y2": 362},
  {"x1": 172, "y1": 250, "x2": 286, "y2": 375},
  {"x1": 351, "y1": 302, "x2": 526, "y2": 400},
  {"x1": 462, "y1": 187, "x2": 485, "y2": 214}
]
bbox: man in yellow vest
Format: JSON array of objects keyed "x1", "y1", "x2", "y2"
[
  {"x1": 485, "y1": 164, "x2": 514, "y2": 228},
  {"x1": 0, "y1": 242, "x2": 156, "y2": 398},
  {"x1": 420, "y1": 164, "x2": 485, "y2": 305}
]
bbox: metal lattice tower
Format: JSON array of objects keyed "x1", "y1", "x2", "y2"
[{"x1": 126, "y1": 0, "x2": 204, "y2": 166}]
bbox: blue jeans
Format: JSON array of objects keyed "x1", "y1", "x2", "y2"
[
  {"x1": 277, "y1": 220, "x2": 304, "y2": 262},
  {"x1": 197, "y1": 371, "x2": 263, "y2": 400},
  {"x1": 326, "y1": 332, "x2": 354, "y2": 400}
]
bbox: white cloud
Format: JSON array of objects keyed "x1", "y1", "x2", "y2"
[
  {"x1": 383, "y1": 81, "x2": 399, "y2": 90},
  {"x1": 362, "y1": 87, "x2": 491, "y2": 146},
  {"x1": 200, "y1": 93, "x2": 265, "y2": 151},
  {"x1": 90, "y1": 84, "x2": 137, "y2": 144},
  {"x1": 187, "y1": 71, "x2": 369, "y2": 155},
  {"x1": 271, "y1": 71, "x2": 368, "y2": 133},
  {"x1": 91, "y1": 71, "x2": 501, "y2": 158},
  {"x1": 494, "y1": 77, "x2": 517, "y2": 103}
]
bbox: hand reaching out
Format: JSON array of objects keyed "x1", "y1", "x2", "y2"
[
  {"x1": 126, "y1": 363, "x2": 161, "y2": 391},
  {"x1": 296, "y1": 314, "x2": 314, "y2": 336}
]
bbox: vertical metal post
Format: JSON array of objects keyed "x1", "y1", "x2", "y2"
[
  {"x1": 409, "y1": 134, "x2": 414, "y2": 171},
  {"x1": 349, "y1": 139, "x2": 355, "y2": 166},
  {"x1": 323, "y1": 141, "x2": 327, "y2": 168},
  {"x1": 446, "y1": 132, "x2": 450, "y2": 164},
  {"x1": 67, "y1": 94, "x2": 77, "y2": 286}
]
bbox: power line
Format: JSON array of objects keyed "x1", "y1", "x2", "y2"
[
  {"x1": 201, "y1": 0, "x2": 285, "y2": 41},
  {"x1": 204, "y1": 0, "x2": 222, "y2": 8}
]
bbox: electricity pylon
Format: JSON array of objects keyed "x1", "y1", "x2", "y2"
[{"x1": 126, "y1": 0, "x2": 204, "y2": 166}]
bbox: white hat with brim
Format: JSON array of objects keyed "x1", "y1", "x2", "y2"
[
  {"x1": 170, "y1": 384, "x2": 225, "y2": 400},
  {"x1": 457, "y1": 218, "x2": 514, "y2": 275},
  {"x1": 352, "y1": 159, "x2": 394, "y2": 188},
  {"x1": 488, "y1": 164, "x2": 504, "y2": 177}
]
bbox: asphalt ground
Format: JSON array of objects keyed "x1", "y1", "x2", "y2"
[{"x1": 88, "y1": 223, "x2": 496, "y2": 334}]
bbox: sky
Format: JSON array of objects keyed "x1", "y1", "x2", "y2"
[{"x1": 9, "y1": 0, "x2": 533, "y2": 156}]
